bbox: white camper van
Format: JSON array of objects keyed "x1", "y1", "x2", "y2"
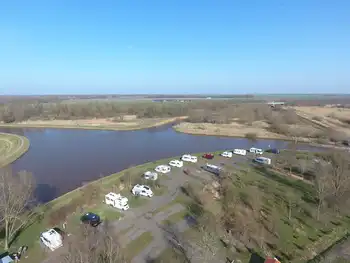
[
  {"x1": 254, "y1": 157, "x2": 271, "y2": 165},
  {"x1": 233, "y1": 149, "x2": 247, "y2": 156},
  {"x1": 249, "y1": 147, "x2": 264, "y2": 155},
  {"x1": 40, "y1": 229, "x2": 63, "y2": 251},
  {"x1": 105, "y1": 192, "x2": 129, "y2": 210}
]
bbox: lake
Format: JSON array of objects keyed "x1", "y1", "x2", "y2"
[{"x1": 1, "y1": 125, "x2": 321, "y2": 202}]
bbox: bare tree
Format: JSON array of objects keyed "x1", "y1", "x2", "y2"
[
  {"x1": 192, "y1": 226, "x2": 221, "y2": 263},
  {"x1": 59, "y1": 221, "x2": 126, "y2": 263},
  {"x1": 326, "y1": 152, "x2": 350, "y2": 200},
  {"x1": 314, "y1": 162, "x2": 330, "y2": 220},
  {"x1": 0, "y1": 167, "x2": 35, "y2": 249},
  {"x1": 284, "y1": 191, "x2": 297, "y2": 221}
]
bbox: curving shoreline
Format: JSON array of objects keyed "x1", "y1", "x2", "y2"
[
  {"x1": 0, "y1": 132, "x2": 30, "y2": 167},
  {"x1": 0, "y1": 116, "x2": 188, "y2": 131}
]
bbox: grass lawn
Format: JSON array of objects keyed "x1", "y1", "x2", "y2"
[
  {"x1": 0, "y1": 132, "x2": 30, "y2": 167},
  {"x1": 0, "y1": 154, "x2": 182, "y2": 261},
  {"x1": 124, "y1": 231, "x2": 153, "y2": 261}
]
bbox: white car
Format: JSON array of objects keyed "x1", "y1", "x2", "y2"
[
  {"x1": 155, "y1": 165, "x2": 171, "y2": 174},
  {"x1": 221, "y1": 151, "x2": 233, "y2": 158},
  {"x1": 181, "y1": 154, "x2": 198, "y2": 163},
  {"x1": 144, "y1": 171, "x2": 158, "y2": 180},
  {"x1": 132, "y1": 184, "x2": 153, "y2": 197},
  {"x1": 169, "y1": 160, "x2": 184, "y2": 168}
]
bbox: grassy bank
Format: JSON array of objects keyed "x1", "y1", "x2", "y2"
[
  {"x1": 4, "y1": 154, "x2": 184, "y2": 262},
  {"x1": 0, "y1": 116, "x2": 188, "y2": 131},
  {"x1": 0, "y1": 132, "x2": 30, "y2": 167},
  {"x1": 173, "y1": 122, "x2": 310, "y2": 142}
]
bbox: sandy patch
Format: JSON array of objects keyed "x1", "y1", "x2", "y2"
[{"x1": 293, "y1": 106, "x2": 350, "y2": 136}]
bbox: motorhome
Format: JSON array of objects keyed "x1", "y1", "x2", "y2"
[
  {"x1": 144, "y1": 171, "x2": 158, "y2": 180},
  {"x1": 155, "y1": 165, "x2": 171, "y2": 174},
  {"x1": 254, "y1": 157, "x2": 271, "y2": 165},
  {"x1": 169, "y1": 160, "x2": 184, "y2": 168},
  {"x1": 40, "y1": 229, "x2": 63, "y2": 251},
  {"x1": 105, "y1": 192, "x2": 129, "y2": 210},
  {"x1": 181, "y1": 154, "x2": 198, "y2": 163},
  {"x1": 233, "y1": 149, "x2": 247, "y2": 156},
  {"x1": 221, "y1": 151, "x2": 233, "y2": 158},
  {"x1": 249, "y1": 147, "x2": 264, "y2": 155},
  {"x1": 202, "y1": 163, "x2": 222, "y2": 176},
  {"x1": 132, "y1": 184, "x2": 153, "y2": 197}
]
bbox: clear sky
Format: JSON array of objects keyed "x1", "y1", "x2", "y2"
[{"x1": 0, "y1": 0, "x2": 349, "y2": 95}]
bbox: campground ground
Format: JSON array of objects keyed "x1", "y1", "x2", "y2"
[
  {"x1": 7, "y1": 146, "x2": 350, "y2": 263},
  {"x1": 0, "y1": 132, "x2": 30, "y2": 167}
]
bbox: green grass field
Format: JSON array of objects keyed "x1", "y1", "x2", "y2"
[{"x1": 0, "y1": 132, "x2": 30, "y2": 167}]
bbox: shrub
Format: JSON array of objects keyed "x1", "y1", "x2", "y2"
[{"x1": 245, "y1": 132, "x2": 257, "y2": 140}]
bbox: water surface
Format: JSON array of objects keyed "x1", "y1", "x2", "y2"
[{"x1": 1, "y1": 125, "x2": 320, "y2": 202}]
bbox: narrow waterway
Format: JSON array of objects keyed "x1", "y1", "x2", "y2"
[{"x1": 1, "y1": 125, "x2": 323, "y2": 202}]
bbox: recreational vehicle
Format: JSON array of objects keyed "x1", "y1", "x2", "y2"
[
  {"x1": 105, "y1": 192, "x2": 129, "y2": 210},
  {"x1": 233, "y1": 149, "x2": 247, "y2": 156}
]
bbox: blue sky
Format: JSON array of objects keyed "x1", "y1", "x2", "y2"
[{"x1": 0, "y1": 0, "x2": 349, "y2": 95}]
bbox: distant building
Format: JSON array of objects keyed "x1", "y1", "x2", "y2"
[{"x1": 267, "y1": 101, "x2": 285, "y2": 107}]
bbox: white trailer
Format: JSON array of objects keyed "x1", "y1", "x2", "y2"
[
  {"x1": 105, "y1": 192, "x2": 129, "y2": 210},
  {"x1": 249, "y1": 147, "x2": 264, "y2": 155},
  {"x1": 233, "y1": 149, "x2": 247, "y2": 156},
  {"x1": 40, "y1": 229, "x2": 63, "y2": 251}
]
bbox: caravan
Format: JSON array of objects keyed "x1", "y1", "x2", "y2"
[
  {"x1": 221, "y1": 151, "x2": 233, "y2": 158},
  {"x1": 105, "y1": 192, "x2": 130, "y2": 210},
  {"x1": 233, "y1": 149, "x2": 247, "y2": 156},
  {"x1": 155, "y1": 165, "x2": 171, "y2": 174},
  {"x1": 40, "y1": 229, "x2": 63, "y2": 251},
  {"x1": 249, "y1": 147, "x2": 264, "y2": 155},
  {"x1": 181, "y1": 154, "x2": 198, "y2": 163},
  {"x1": 144, "y1": 171, "x2": 158, "y2": 180}
]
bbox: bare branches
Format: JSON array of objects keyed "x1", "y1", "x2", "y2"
[
  {"x1": 0, "y1": 167, "x2": 35, "y2": 249},
  {"x1": 59, "y1": 221, "x2": 126, "y2": 263}
]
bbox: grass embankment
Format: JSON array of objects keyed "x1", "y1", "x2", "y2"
[
  {"x1": 0, "y1": 132, "x2": 30, "y2": 167},
  {"x1": 4, "y1": 154, "x2": 184, "y2": 262},
  {"x1": 0, "y1": 116, "x2": 188, "y2": 131},
  {"x1": 152, "y1": 153, "x2": 350, "y2": 263}
]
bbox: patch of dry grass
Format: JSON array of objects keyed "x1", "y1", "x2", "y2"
[{"x1": 0, "y1": 116, "x2": 187, "y2": 131}]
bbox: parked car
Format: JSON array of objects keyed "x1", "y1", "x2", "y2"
[
  {"x1": 233, "y1": 149, "x2": 247, "y2": 156},
  {"x1": 144, "y1": 171, "x2": 158, "y2": 180},
  {"x1": 132, "y1": 184, "x2": 153, "y2": 197},
  {"x1": 221, "y1": 151, "x2": 233, "y2": 158},
  {"x1": 202, "y1": 153, "x2": 214, "y2": 159},
  {"x1": 181, "y1": 154, "x2": 198, "y2": 163},
  {"x1": 249, "y1": 147, "x2": 264, "y2": 154},
  {"x1": 80, "y1": 212, "x2": 101, "y2": 227},
  {"x1": 169, "y1": 160, "x2": 184, "y2": 168},
  {"x1": 155, "y1": 165, "x2": 171, "y2": 174}
]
